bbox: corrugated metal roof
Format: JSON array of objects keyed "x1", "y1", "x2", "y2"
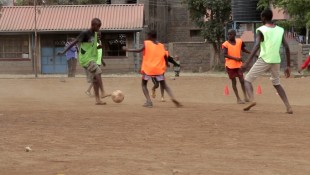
[{"x1": 0, "y1": 4, "x2": 144, "y2": 32}]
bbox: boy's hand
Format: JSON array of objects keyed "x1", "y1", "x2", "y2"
[
  {"x1": 97, "y1": 45, "x2": 103, "y2": 49},
  {"x1": 284, "y1": 67, "x2": 291, "y2": 78},
  {"x1": 241, "y1": 63, "x2": 248, "y2": 72},
  {"x1": 102, "y1": 61, "x2": 106, "y2": 67}
]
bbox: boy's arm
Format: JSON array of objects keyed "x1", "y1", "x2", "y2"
[
  {"x1": 241, "y1": 42, "x2": 251, "y2": 54},
  {"x1": 242, "y1": 31, "x2": 263, "y2": 70},
  {"x1": 57, "y1": 37, "x2": 79, "y2": 55},
  {"x1": 167, "y1": 56, "x2": 180, "y2": 67},
  {"x1": 222, "y1": 47, "x2": 242, "y2": 61},
  {"x1": 282, "y1": 35, "x2": 291, "y2": 78},
  {"x1": 123, "y1": 45, "x2": 145, "y2": 53}
]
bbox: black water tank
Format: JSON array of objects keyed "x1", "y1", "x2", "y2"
[{"x1": 232, "y1": 0, "x2": 261, "y2": 22}]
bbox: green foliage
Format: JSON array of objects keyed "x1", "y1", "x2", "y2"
[
  {"x1": 258, "y1": 0, "x2": 310, "y2": 29},
  {"x1": 184, "y1": 0, "x2": 231, "y2": 68}
]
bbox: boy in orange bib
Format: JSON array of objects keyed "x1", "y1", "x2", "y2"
[
  {"x1": 222, "y1": 29, "x2": 250, "y2": 104},
  {"x1": 124, "y1": 31, "x2": 182, "y2": 108}
]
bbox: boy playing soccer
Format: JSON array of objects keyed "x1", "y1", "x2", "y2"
[
  {"x1": 123, "y1": 31, "x2": 182, "y2": 108},
  {"x1": 222, "y1": 29, "x2": 250, "y2": 104},
  {"x1": 242, "y1": 9, "x2": 293, "y2": 114},
  {"x1": 59, "y1": 18, "x2": 106, "y2": 105},
  {"x1": 151, "y1": 51, "x2": 180, "y2": 102},
  {"x1": 85, "y1": 40, "x2": 108, "y2": 98}
]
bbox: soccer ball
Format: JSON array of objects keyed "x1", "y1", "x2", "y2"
[{"x1": 111, "y1": 90, "x2": 124, "y2": 103}]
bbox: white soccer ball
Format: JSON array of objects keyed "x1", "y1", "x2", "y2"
[{"x1": 111, "y1": 90, "x2": 124, "y2": 103}]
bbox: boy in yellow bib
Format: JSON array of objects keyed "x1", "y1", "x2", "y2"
[{"x1": 242, "y1": 9, "x2": 293, "y2": 114}]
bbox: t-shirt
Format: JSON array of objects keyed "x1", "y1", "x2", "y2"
[
  {"x1": 222, "y1": 38, "x2": 245, "y2": 69},
  {"x1": 97, "y1": 43, "x2": 102, "y2": 65},
  {"x1": 142, "y1": 40, "x2": 166, "y2": 75},
  {"x1": 77, "y1": 30, "x2": 98, "y2": 67},
  {"x1": 256, "y1": 25, "x2": 284, "y2": 63}
]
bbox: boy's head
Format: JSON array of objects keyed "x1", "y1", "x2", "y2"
[
  {"x1": 227, "y1": 29, "x2": 236, "y2": 41},
  {"x1": 147, "y1": 30, "x2": 157, "y2": 40},
  {"x1": 91, "y1": 18, "x2": 102, "y2": 32},
  {"x1": 261, "y1": 9, "x2": 273, "y2": 24},
  {"x1": 175, "y1": 55, "x2": 179, "y2": 61}
]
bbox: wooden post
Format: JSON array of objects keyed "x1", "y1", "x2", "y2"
[
  {"x1": 34, "y1": 0, "x2": 38, "y2": 78},
  {"x1": 306, "y1": 28, "x2": 309, "y2": 44}
]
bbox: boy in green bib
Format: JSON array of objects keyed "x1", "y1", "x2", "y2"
[
  {"x1": 59, "y1": 18, "x2": 106, "y2": 105},
  {"x1": 242, "y1": 9, "x2": 293, "y2": 114}
]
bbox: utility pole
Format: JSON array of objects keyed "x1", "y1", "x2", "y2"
[{"x1": 34, "y1": 0, "x2": 38, "y2": 78}]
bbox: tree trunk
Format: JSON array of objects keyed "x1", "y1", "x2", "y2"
[{"x1": 211, "y1": 42, "x2": 221, "y2": 70}]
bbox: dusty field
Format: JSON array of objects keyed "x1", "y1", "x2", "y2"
[{"x1": 0, "y1": 75, "x2": 310, "y2": 175}]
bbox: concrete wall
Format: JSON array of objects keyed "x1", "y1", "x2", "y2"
[
  {"x1": 0, "y1": 60, "x2": 33, "y2": 74},
  {"x1": 168, "y1": 42, "x2": 211, "y2": 72},
  {"x1": 298, "y1": 44, "x2": 310, "y2": 67}
]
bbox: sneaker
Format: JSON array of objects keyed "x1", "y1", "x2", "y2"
[{"x1": 143, "y1": 101, "x2": 153, "y2": 108}]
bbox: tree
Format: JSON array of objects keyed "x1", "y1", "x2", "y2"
[
  {"x1": 258, "y1": 0, "x2": 310, "y2": 33},
  {"x1": 184, "y1": 0, "x2": 231, "y2": 69}
]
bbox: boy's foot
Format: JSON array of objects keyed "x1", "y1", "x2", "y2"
[
  {"x1": 151, "y1": 89, "x2": 156, "y2": 98},
  {"x1": 161, "y1": 97, "x2": 166, "y2": 102},
  {"x1": 85, "y1": 91, "x2": 92, "y2": 97},
  {"x1": 244, "y1": 98, "x2": 250, "y2": 102},
  {"x1": 286, "y1": 107, "x2": 293, "y2": 114},
  {"x1": 143, "y1": 101, "x2": 153, "y2": 108},
  {"x1": 237, "y1": 99, "x2": 245, "y2": 104},
  {"x1": 243, "y1": 102, "x2": 257, "y2": 111},
  {"x1": 172, "y1": 99, "x2": 183, "y2": 108},
  {"x1": 101, "y1": 93, "x2": 111, "y2": 98}
]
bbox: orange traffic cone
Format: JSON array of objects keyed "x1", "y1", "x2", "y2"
[
  {"x1": 224, "y1": 85, "x2": 229, "y2": 96},
  {"x1": 256, "y1": 85, "x2": 262, "y2": 95}
]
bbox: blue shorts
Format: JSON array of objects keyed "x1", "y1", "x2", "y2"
[{"x1": 142, "y1": 74, "x2": 165, "y2": 81}]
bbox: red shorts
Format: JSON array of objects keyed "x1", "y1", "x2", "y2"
[{"x1": 226, "y1": 67, "x2": 243, "y2": 79}]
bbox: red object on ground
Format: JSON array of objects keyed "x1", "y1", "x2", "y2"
[
  {"x1": 257, "y1": 85, "x2": 262, "y2": 95},
  {"x1": 224, "y1": 85, "x2": 229, "y2": 96}
]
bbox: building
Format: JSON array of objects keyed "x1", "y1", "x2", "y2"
[{"x1": 0, "y1": 4, "x2": 144, "y2": 74}]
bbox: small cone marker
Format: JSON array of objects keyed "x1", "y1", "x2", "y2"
[
  {"x1": 224, "y1": 85, "x2": 229, "y2": 96},
  {"x1": 256, "y1": 85, "x2": 262, "y2": 95}
]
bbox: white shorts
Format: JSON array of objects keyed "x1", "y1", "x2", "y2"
[{"x1": 245, "y1": 58, "x2": 281, "y2": 85}]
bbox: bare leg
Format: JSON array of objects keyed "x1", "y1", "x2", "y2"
[
  {"x1": 151, "y1": 78, "x2": 159, "y2": 98},
  {"x1": 243, "y1": 80, "x2": 256, "y2": 111},
  {"x1": 239, "y1": 77, "x2": 249, "y2": 102},
  {"x1": 160, "y1": 83, "x2": 165, "y2": 102},
  {"x1": 142, "y1": 79, "x2": 153, "y2": 107},
  {"x1": 93, "y1": 74, "x2": 106, "y2": 105},
  {"x1": 159, "y1": 80, "x2": 182, "y2": 107},
  {"x1": 231, "y1": 78, "x2": 244, "y2": 104},
  {"x1": 274, "y1": 85, "x2": 293, "y2": 114},
  {"x1": 85, "y1": 83, "x2": 93, "y2": 96},
  {"x1": 97, "y1": 75, "x2": 110, "y2": 98}
]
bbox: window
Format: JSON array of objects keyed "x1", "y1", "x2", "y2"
[
  {"x1": 102, "y1": 33, "x2": 126, "y2": 57},
  {"x1": 190, "y1": 29, "x2": 201, "y2": 37},
  {"x1": 127, "y1": 0, "x2": 137, "y2": 3},
  {"x1": 0, "y1": 35, "x2": 29, "y2": 59}
]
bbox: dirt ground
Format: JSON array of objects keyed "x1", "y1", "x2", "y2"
[{"x1": 0, "y1": 75, "x2": 310, "y2": 175}]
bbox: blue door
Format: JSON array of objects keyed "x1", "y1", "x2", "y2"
[{"x1": 41, "y1": 47, "x2": 67, "y2": 74}]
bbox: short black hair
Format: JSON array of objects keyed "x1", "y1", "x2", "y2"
[
  {"x1": 228, "y1": 29, "x2": 236, "y2": 35},
  {"x1": 91, "y1": 18, "x2": 102, "y2": 25},
  {"x1": 147, "y1": 30, "x2": 157, "y2": 39},
  {"x1": 261, "y1": 9, "x2": 273, "y2": 21}
]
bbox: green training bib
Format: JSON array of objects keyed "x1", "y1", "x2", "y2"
[
  {"x1": 257, "y1": 25, "x2": 284, "y2": 64},
  {"x1": 79, "y1": 32, "x2": 98, "y2": 67}
]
